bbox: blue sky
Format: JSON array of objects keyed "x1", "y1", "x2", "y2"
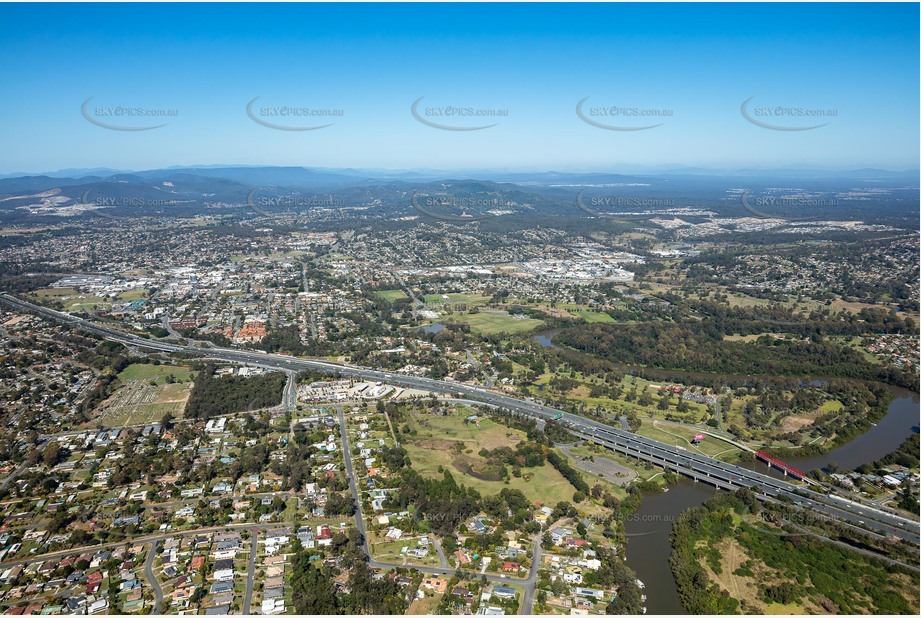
[{"x1": 0, "y1": 2, "x2": 917, "y2": 173}]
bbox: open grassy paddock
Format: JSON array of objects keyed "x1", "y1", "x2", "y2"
[
  {"x1": 375, "y1": 289, "x2": 409, "y2": 302},
  {"x1": 401, "y1": 406, "x2": 576, "y2": 506},
  {"x1": 117, "y1": 363, "x2": 192, "y2": 384},
  {"x1": 441, "y1": 311, "x2": 545, "y2": 335}
]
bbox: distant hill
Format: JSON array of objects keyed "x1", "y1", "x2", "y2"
[{"x1": 0, "y1": 166, "x2": 916, "y2": 225}]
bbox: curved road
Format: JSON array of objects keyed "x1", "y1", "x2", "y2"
[{"x1": 144, "y1": 540, "x2": 164, "y2": 613}]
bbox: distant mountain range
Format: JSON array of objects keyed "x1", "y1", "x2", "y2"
[
  {"x1": 0, "y1": 166, "x2": 917, "y2": 224},
  {"x1": 2, "y1": 164, "x2": 918, "y2": 182}
]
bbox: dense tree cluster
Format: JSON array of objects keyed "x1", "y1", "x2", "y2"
[
  {"x1": 184, "y1": 363, "x2": 285, "y2": 419},
  {"x1": 556, "y1": 320, "x2": 915, "y2": 387},
  {"x1": 289, "y1": 530, "x2": 410, "y2": 615},
  {"x1": 387, "y1": 469, "x2": 481, "y2": 536}
]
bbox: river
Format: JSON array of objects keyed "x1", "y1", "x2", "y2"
[
  {"x1": 533, "y1": 329, "x2": 562, "y2": 350},
  {"x1": 785, "y1": 387, "x2": 919, "y2": 472},
  {"x1": 623, "y1": 388, "x2": 919, "y2": 614},
  {"x1": 623, "y1": 479, "x2": 713, "y2": 615}
]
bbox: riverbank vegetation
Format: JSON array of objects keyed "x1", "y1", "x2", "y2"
[{"x1": 669, "y1": 489, "x2": 919, "y2": 614}]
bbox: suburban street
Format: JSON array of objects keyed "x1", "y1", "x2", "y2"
[
  {"x1": 144, "y1": 539, "x2": 164, "y2": 613},
  {"x1": 242, "y1": 530, "x2": 258, "y2": 615},
  {"x1": 337, "y1": 407, "x2": 540, "y2": 613}
]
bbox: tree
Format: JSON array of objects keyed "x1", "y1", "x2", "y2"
[
  {"x1": 638, "y1": 388, "x2": 653, "y2": 407},
  {"x1": 42, "y1": 442, "x2": 64, "y2": 468},
  {"x1": 290, "y1": 555, "x2": 339, "y2": 614}
]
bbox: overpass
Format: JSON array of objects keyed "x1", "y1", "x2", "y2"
[{"x1": 2, "y1": 292, "x2": 918, "y2": 545}]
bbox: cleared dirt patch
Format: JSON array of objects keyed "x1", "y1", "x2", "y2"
[
  {"x1": 780, "y1": 414, "x2": 816, "y2": 433},
  {"x1": 534, "y1": 305, "x2": 576, "y2": 319},
  {"x1": 414, "y1": 438, "x2": 459, "y2": 451}
]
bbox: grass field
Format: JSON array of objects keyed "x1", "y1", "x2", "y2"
[
  {"x1": 423, "y1": 293, "x2": 491, "y2": 306},
  {"x1": 817, "y1": 400, "x2": 843, "y2": 413},
  {"x1": 117, "y1": 363, "x2": 192, "y2": 384},
  {"x1": 444, "y1": 311, "x2": 544, "y2": 335},
  {"x1": 369, "y1": 538, "x2": 440, "y2": 566},
  {"x1": 528, "y1": 372, "x2": 712, "y2": 423},
  {"x1": 723, "y1": 334, "x2": 766, "y2": 342},
  {"x1": 836, "y1": 336, "x2": 882, "y2": 365},
  {"x1": 375, "y1": 289, "x2": 408, "y2": 302},
  {"x1": 97, "y1": 380, "x2": 191, "y2": 426},
  {"x1": 33, "y1": 287, "x2": 78, "y2": 297},
  {"x1": 407, "y1": 595, "x2": 443, "y2": 615},
  {"x1": 32, "y1": 288, "x2": 111, "y2": 311},
  {"x1": 118, "y1": 289, "x2": 149, "y2": 301},
  {"x1": 636, "y1": 421, "x2": 741, "y2": 459},
  {"x1": 402, "y1": 407, "x2": 576, "y2": 506},
  {"x1": 63, "y1": 297, "x2": 110, "y2": 311},
  {"x1": 571, "y1": 309, "x2": 615, "y2": 323}
]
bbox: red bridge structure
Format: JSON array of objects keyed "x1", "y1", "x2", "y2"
[{"x1": 755, "y1": 450, "x2": 806, "y2": 480}]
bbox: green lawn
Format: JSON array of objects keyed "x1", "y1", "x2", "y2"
[
  {"x1": 33, "y1": 287, "x2": 78, "y2": 297},
  {"x1": 445, "y1": 311, "x2": 544, "y2": 335},
  {"x1": 96, "y1": 366, "x2": 194, "y2": 426},
  {"x1": 118, "y1": 289, "x2": 149, "y2": 301},
  {"x1": 528, "y1": 372, "x2": 711, "y2": 423},
  {"x1": 375, "y1": 289, "x2": 408, "y2": 302},
  {"x1": 818, "y1": 400, "x2": 844, "y2": 413},
  {"x1": 117, "y1": 363, "x2": 193, "y2": 384},
  {"x1": 572, "y1": 309, "x2": 615, "y2": 323},
  {"x1": 636, "y1": 422, "x2": 740, "y2": 459},
  {"x1": 32, "y1": 287, "x2": 111, "y2": 310},
  {"x1": 64, "y1": 296, "x2": 110, "y2": 311},
  {"x1": 423, "y1": 293, "x2": 491, "y2": 305},
  {"x1": 370, "y1": 539, "x2": 440, "y2": 566}
]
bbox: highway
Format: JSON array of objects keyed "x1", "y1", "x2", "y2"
[{"x1": 2, "y1": 292, "x2": 918, "y2": 546}]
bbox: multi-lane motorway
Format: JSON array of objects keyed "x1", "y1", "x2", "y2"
[{"x1": 2, "y1": 292, "x2": 918, "y2": 545}]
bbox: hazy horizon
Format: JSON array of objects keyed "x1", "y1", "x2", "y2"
[{"x1": 3, "y1": 162, "x2": 920, "y2": 180}]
